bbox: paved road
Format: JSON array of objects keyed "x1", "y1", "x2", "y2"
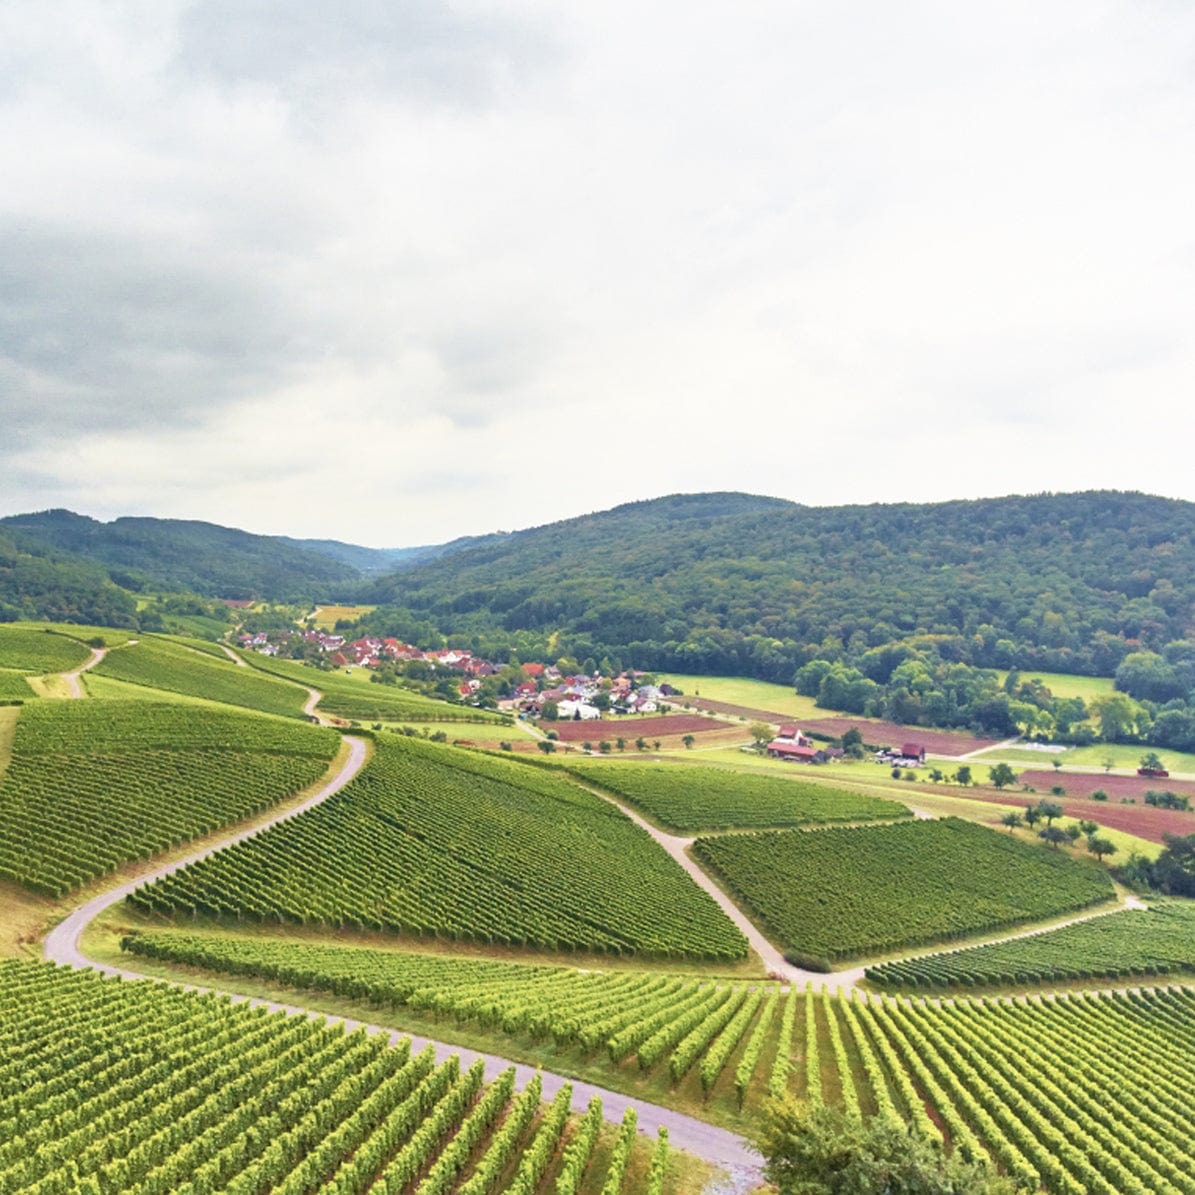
[{"x1": 41, "y1": 733, "x2": 763, "y2": 1178}]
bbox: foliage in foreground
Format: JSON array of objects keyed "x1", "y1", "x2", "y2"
[
  {"x1": 0, "y1": 700, "x2": 338, "y2": 895},
  {"x1": 693, "y1": 818, "x2": 1115, "y2": 969},
  {"x1": 758, "y1": 1100, "x2": 1018, "y2": 1195},
  {"x1": 567, "y1": 761, "x2": 909, "y2": 832},
  {"x1": 130, "y1": 736, "x2": 747, "y2": 960}
]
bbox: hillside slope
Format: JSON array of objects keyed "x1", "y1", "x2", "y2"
[{"x1": 361, "y1": 490, "x2": 1195, "y2": 680}]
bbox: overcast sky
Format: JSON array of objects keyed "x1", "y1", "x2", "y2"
[{"x1": 2, "y1": 2, "x2": 1193, "y2": 546}]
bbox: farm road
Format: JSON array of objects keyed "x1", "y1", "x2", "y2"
[
  {"x1": 220, "y1": 644, "x2": 248, "y2": 666},
  {"x1": 57, "y1": 644, "x2": 107, "y2": 698},
  {"x1": 40, "y1": 733, "x2": 763, "y2": 1178}
]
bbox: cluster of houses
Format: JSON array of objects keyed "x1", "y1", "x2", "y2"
[
  {"x1": 765, "y1": 725, "x2": 846, "y2": 765},
  {"x1": 875, "y1": 743, "x2": 928, "y2": 766},
  {"x1": 234, "y1": 629, "x2": 675, "y2": 717}
]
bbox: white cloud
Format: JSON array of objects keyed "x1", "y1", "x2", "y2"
[{"x1": 1, "y1": 0, "x2": 1193, "y2": 544}]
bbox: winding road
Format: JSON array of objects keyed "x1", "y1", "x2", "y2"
[
  {"x1": 58, "y1": 644, "x2": 107, "y2": 699},
  {"x1": 41, "y1": 733, "x2": 763, "y2": 1179}
]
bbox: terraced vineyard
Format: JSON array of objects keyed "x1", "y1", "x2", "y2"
[
  {"x1": 866, "y1": 901, "x2": 1195, "y2": 989},
  {"x1": 0, "y1": 625, "x2": 91, "y2": 674},
  {"x1": 0, "y1": 960, "x2": 669, "y2": 1194},
  {"x1": 0, "y1": 701, "x2": 338, "y2": 895},
  {"x1": 130, "y1": 736, "x2": 747, "y2": 960},
  {"x1": 120, "y1": 932, "x2": 1195, "y2": 1192},
  {"x1": 244, "y1": 654, "x2": 509, "y2": 724},
  {"x1": 93, "y1": 636, "x2": 309, "y2": 718},
  {"x1": 693, "y1": 817, "x2": 1115, "y2": 969},
  {"x1": 568, "y1": 761, "x2": 910, "y2": 831}
]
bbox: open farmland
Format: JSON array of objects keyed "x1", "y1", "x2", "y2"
[
  {"x1": 130, "y1": 736, "x2": 748, "y2": 961},
  {"x1": 94, "y1": 636, "x2": 309, "y2": 718},
  {"x1": 0, "y1": 959, "x2": 670, "y2": 1195},
  {"x1": 549, "y1": 713, "x2": 719, "y2": 743},
  {"x1": 693, "y1": 818, "x2": 1115, "y2": 969},
  {"x1": 867, "y1": 901, "x2": 1195, "y2": 989},
  {"x1": 118, "y1": 932, "x2": 1195, "y2": 1194},
  {"x1": 933, "y1": 781, "x2": 1195, "y2": 846},
  {"x1": 0, "y1": 700, "x2": 338, "y2": 896},
  {"x1": 0, "y1": 626, "x2": 91, "y2": 674},
  {"x1": 567, "y1": 761, "x2": 910, "y2": 832}
]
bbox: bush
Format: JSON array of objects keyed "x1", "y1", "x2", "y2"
[{"x1": 1091, "y1": 789, "x2": 1107, "y2": 801}]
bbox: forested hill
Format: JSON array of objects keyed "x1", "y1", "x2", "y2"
[
  {"x1": 1, "y1": 510, "x2": 361, "y2": 603},
  {"x1": 0, "y1": 526, "x2": 139, "y2": 626},
  {"x1": 361, "y1": 491, "x2": 1195, "y2": 680}
]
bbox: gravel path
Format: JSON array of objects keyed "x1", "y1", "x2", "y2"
[
  {"x1": 40, "y1": 733, "x2": 763, "y2": 1179},
  {"x1": 59, "y1": 645, "x2": 106, "y2": 698},
  {"x1": 220, "y1": 644, "x2": 248, "y2": 666}
]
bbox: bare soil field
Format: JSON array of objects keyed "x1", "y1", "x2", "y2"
[
  {"x1": 950, "y1": 773, "x2": 1195, "y2": 844},
  {"x1": 549, "y1": 713, "x2": 721, "y2": 743},
  {"x1": 685, "y1": 697, "x2": 997, "y2": 756}
]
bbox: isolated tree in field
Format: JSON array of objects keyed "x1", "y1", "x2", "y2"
[
  {"x1": 1089, "y1": 836, "x2": 1117, "y2": 861},
  {"x1": 682, "y1": 734, "x2": 696, "y2": 749},
  {"x1": 599, "y1": 740, "x2": 612, "y2": 754},
  {"x1": 1036, "y1": 800, "x2": 1064, "y2": 827},
  {"x1": 1000, "y1": 811, "x2": 1023, "y2": 832},
  {"x1": 955, "y1": 765, "x2": 972, "y2": 786},
  {"x1": 1140, "y1": 751, "x2": 1166, "y2": 772},
  {"x1": 616, "y1": 737, "x2": 626, "y2": 751},
  {"x1": 537, "y1": 739, "x2": 556, "y2": 755},
  {"x1": 1064, "y1": 824, "x2": 1083, "y2": 846},
  {"x1": 1052, "y1": 758, "x2": 1063, "y2": 772},
  {"x1": 749, "y1": 721, "x2": 773, "y2": 749},
  {"x1": 1024, "y1": 804, "x2": 1042, "y2": 830},
  {"x1": 1078, "y1": 819, "x2": 1099, "y2": 845},
  {"x1": 1102, "y1": 756, "x2": 1115, "y2": 773},
  {"x1": 1039, "y1": 825, "x2": 1069, "y2": 849},
  {"x1": 988, "y1": 763, "x2": 1017, "y2": 789},
  {"x1": 653, "y1": 740, "x2": 661, "y2": 751},
  {"x1": 635, "y1": 736, "x2": 647, "y2": 751},
  {"x1": 929, "y1": 768, "x2": 944, "y2": 783}
]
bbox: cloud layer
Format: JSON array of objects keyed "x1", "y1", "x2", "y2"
[{"x1": 2, "y1": 1, "x2": 1193, "y2": 545}]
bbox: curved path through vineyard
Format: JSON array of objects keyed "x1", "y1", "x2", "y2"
[
  {"x1": 59, "y1": 644, "x2": 107, "y2": 698},
  {"x1": 42, "y1": 733, "x2": 763, "y2": 1179}
]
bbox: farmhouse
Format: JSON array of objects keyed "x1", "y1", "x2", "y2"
[{"x1": 766, "y1": 725, "x2": 818, "y2": 761}]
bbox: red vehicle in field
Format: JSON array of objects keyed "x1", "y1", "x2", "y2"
[{"x1": 1137, "y1": 766, "x2": 1170, "y2": 778}]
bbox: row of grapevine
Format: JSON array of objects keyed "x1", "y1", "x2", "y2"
[
  {"x1": 128, "y1": 735, "x2": 748, "y2": 960},
  {"x1": 866, "y1": 902, "x2": 1195, "y2": 989},
  {"x1": 0, "y1": 961, "x2": 672, "y2": 1195},
  {"x1": 0, "y1": 626, "x2": 91, "y2": 674},
  {"x1": 693, "y1": 817, "x2": 1114, "y2": 968},
  {"x1": 566, "y1": 760, "x2": 909, "y2": 831},
  {"x1": 118, "y1": 929, "x2": 1195, "y2": 1188},
  {"x1": 0, "y1": 701, "x2": 337, "y2": 895}
]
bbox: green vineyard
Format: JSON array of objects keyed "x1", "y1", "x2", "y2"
[
  {"x1": 692, "y1": 818, "x2": 1115, "y2": 969},
  {"x1": 0, "y1": 960, "x2": 669, "y2": 1195},
  {"x1": 866, "y1": 901, "x2": 1195, "y2": 989},
  {"x1": 567, "y1": 760, "x2": 910, "y2": 831},
  {"x1": 243, "y1": 654, "x2": 509, "y2": 724},
  {"x1": 0, "y1": 626, "x2": 91, "y2": 674},
  {"x1": 120, "y1": 932, "x2": 1195, "y2": 1193},
  {"x1": 93, "y1": 637, "x2": 309, "y2": 718},
  {"x1": 0, "y1": 669, "x2": 33, "y2": 701},
  {"x1": 129, "y1": 736, "x2": 748, "y2": 960},
  {"x1": 0, "y1": 701, "x2": 338, "y2": 896}
]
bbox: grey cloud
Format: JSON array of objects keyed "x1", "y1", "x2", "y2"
[
  {"x1": 174, "y1": 0, "x2": 560, "y2": 111},
  {"x1": 0, "y1": 221, "x2": 314, "y2": 450}
]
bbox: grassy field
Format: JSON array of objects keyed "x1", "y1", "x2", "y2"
[
  {"x1": 308, "y1": 604, "x2": 375, "y2": 628},
  {"x1": 659, "y1": 674, "x2": 820, "y2": 720},
  {"x1": 994, "y1": 670, "x2": 1115, "y2": 701},
  {"x1": 972, "y1": 740, "x2": 1195, "y2": 776}
]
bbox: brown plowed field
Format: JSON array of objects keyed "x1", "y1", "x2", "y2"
[
  {"x1": 687, "y1": 697, "x2": 995, "y2": 756},
  {"x1": 937, "y1": 774, "x2": 1195, "y2": 844},
  {"x1": 548, "y1": 713, "x2": 720, "y2": 743}
]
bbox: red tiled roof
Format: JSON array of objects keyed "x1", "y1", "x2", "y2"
[{"x1": 767, "y1": 740, "x2": 818, "y2": 758}]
